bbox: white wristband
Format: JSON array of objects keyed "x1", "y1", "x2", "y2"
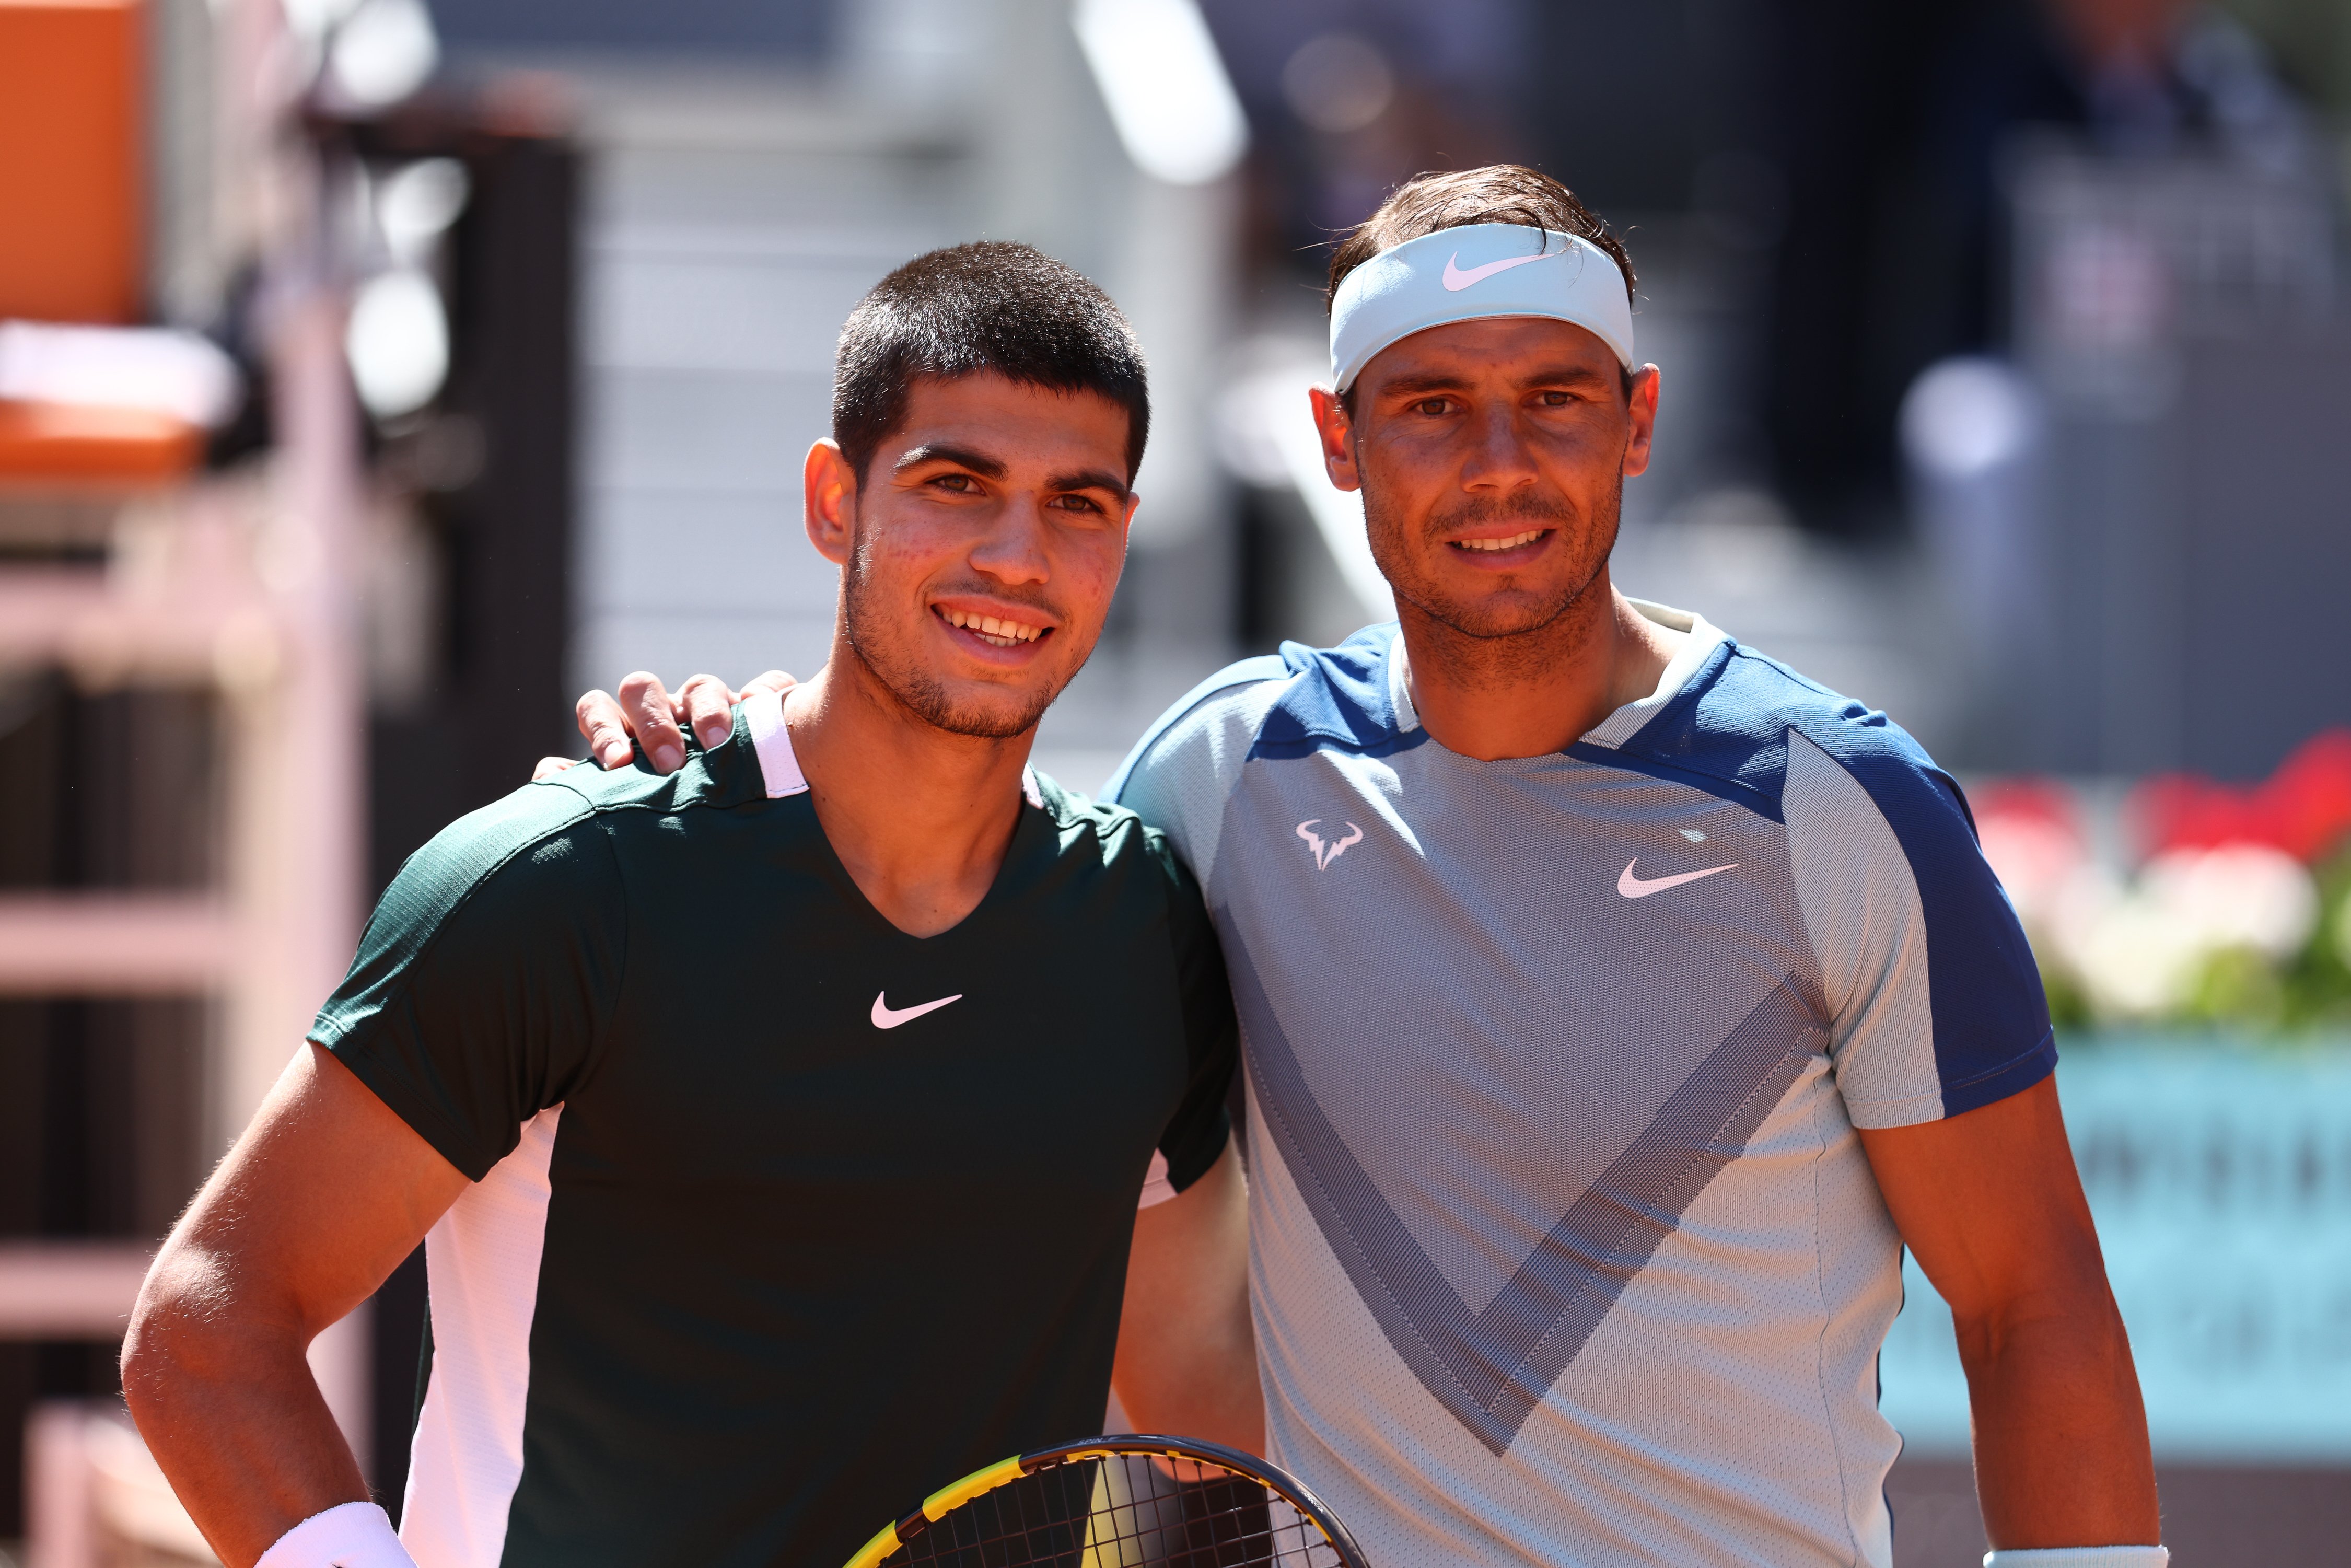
[
  {"x1": 1984, "y1": 1549, "x2": 2168, "y2": 1568},
  {"x1": 255, "y1": 1502, "x2": 417, "y2": 1568}
]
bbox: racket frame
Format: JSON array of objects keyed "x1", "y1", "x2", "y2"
[{"x1": 842, "y1": 1433, "x2": 1369, "y2": 1568}]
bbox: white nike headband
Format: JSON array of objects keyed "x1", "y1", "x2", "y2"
[{"x1": 1328, "y1": 223, "x2": 1636, "y2": 391}]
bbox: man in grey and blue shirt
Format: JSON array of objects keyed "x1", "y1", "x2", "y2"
[{"x1": 586, "y1": 165, "x2": 2163, "y2": 1567}]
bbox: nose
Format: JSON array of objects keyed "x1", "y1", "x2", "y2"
[
  {"x1": 1460, "y1": 401, "x2": 1540, "y2": 495},
  {"x1": 969, "y1": 493, "x2": 1052, "y2": 587}
]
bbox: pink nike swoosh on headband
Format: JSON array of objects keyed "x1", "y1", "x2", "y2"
[{"x1": 1440, "y1": 250, "x2": 1556, "y2": 291}]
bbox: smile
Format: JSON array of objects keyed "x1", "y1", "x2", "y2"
[
  {"x1": 938, "y1": 607, "x2": 1048, "y2": 647},
  {"x1": 1452, "y1": 528, "x2": 1550, "y2": 553}
]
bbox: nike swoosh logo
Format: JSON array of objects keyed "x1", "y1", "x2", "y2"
[
  {"x1": 1617, "y1": 858, "x2": 1737, "y2": 898},
  {"x1": 871, "y1": 991, "x2": 963, "y2": 1029},
  {"x1": 1441, "y1": 250, "x2": 1555, "y2": 291}
]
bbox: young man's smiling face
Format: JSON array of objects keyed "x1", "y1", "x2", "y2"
[
  {"x1": 806, "y1": 370, "x2": 1138, "y2": 740},
  {"x1": 1312, "y1": 315, "x2": 1659, "y2": 643}
]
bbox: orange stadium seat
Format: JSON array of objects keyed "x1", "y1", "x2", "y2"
[
  {"x1": 0, "y1": 0, "x2": 206, "y2": 485},
  {"x1": 0, "y1": 0, "x2": 145, "y2": 325}
]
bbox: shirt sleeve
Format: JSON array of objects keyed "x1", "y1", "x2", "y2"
[
  {"x1": 308, "y1": 784, "x2": 631, "y2": 1179},
  {"x1": 1143, "y1": 830, "x2": 1238, "y2": 1199},
  {"x1": 1782, "y1": 729, "x2": 2056, "y2": 1129},
  {"x1": 1104, "y1": 656, "x2": 1289, "y2": 890}
]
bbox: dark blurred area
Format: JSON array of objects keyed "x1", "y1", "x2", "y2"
[{"x1": 1219, "y1": 0, "x2": 2336, "y2": 533}]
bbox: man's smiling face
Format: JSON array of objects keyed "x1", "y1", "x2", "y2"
[
  {"x1": 812, "y1": 370, "x2": 1137, "y2": 740},
  {"x1": 1314, "y1": 316, "x2": 1658, "y2": 643}
]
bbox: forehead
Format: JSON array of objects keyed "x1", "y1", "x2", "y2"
[
  {"x1": 1357, "y1": 316, "x2": 1620, "y2": 391},
  {"x1": 889, "y1": 373, "x2": 1133, "y2": 473}
]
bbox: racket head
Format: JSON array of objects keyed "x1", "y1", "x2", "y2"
[{"x1": 844, "y1": 1433, "x2": 1371, "y2": 1568}]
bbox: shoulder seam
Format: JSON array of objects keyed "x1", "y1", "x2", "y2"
[
  {"x1": 317, "y1": 796, "x2": 606, "y2": 1159},
  {"x1": 1103, "y1": 657, "x2": 1294, "y2": 803}
]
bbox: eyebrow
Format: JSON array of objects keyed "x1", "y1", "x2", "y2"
[
  {"x1": 1046, "y1": 467, "x2": 1132, "y2": 500},
  {"x1": 1379, "y1": 364, "x2": 1616, "y2": 397},
  {"x1": 893, "y1": 443, "x2": 1008, "y2": 480},
  {"x1": 1379, "y1": 371, "x2": 1474, "y2": 397},
  {"x1": 1530, "y1": 364, "x2": 1618, "y2": 388}
]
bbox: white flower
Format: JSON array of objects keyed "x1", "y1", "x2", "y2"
[
  {"x1": 2049, "y1": 845, "x2": 2317, "y2": 1021},
  {"x1": 2140, "y1": 844, "x2": 2318, "y2": 961},
  {"x1": 2066, "y1": 893, "x2": 2207, "y2": 1019}
]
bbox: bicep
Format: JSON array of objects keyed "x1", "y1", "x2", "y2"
[
  {"x1": 1117, "y1": 1141, "x2": 1248, "y2": 1374},
  {"x1": 1125, "y1": 1142, "x2": 1246, "y2": 1303},
  {"x1": 1858, "y1": 1076, "x2": 2105, "y2": 1326},
  {"x1": 149, "y1": 1044, "x2": 469, "y2": 1338}
]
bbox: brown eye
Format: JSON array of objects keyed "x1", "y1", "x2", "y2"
[{"x1": 1416, "y1": 398, "x2": 1449, "y2": 416}]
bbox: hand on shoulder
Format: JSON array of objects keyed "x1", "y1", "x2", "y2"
[{"x1": 534, "y1": 669, "x2": 799, "y2": 780}]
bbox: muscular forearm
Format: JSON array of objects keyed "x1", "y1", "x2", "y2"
[
  {"x1": 1958, "y1": 1295, "x2": 2159, "y2": 1549},
  {"x1": 123, "y1": 1248, "x2": 370, "y2": 1566},
  {"x1": 1113, "y1": 1145, "x2": 1264, "y2": 1454}
]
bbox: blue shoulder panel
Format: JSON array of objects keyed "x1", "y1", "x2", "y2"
[
  {"x1": 1617, "y1": 642, "x2": 2053, "y2": 1115},
  {"x1": 1779, "y1": 690, "x2": 2056, "y2": 1117},
  {"x1": 1252, "y1": 622, "x2": 1429, "y2": 760}
]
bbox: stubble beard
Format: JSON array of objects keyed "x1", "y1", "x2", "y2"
[
  {"x1": 839, "y1": 548, "x2": 1064, "y2": 741},
  {"x1": 1364, "y1": 470, "x2": 1623, "y2": 662}
]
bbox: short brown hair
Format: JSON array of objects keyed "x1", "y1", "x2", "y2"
[
  {"x1": 833, "y1": 241, "x2": 1149, "y2": 484},
  {"x1": 1325, "y1": 165, "x2": 1636, "y2": 311}
]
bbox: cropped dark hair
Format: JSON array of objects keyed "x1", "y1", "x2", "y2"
[
  {"x1": 832, "y1": 241, "x2": 1150, "y2": 485},
  {"x1": 1326, "y1": 165, "x2": 1636, "y2": 310}
]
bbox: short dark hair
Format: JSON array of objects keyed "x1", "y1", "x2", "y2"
[
  {"x1": 832, "y1": 241, "x2": 1150, "y2": 485},
  {"x1": 1326, "y1": 165, "x2": 1636, "y2": 310}
]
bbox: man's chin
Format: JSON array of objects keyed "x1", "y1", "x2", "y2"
[
  {"x1": 898, "y1": 678, "x2": 1059, "y2": 742},
  {"x1": 1402, "y1": 582, "x2": 1587, "y2": 642}
]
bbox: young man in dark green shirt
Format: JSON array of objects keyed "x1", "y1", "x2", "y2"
[{"x1": 122, "y1": 243, "x2": 1254, "y2": 1568}]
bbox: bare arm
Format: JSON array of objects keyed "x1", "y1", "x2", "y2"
[
  {"x1": 123, "y1": 1044, "x2": 470, "y2": 1567},
  {"x1": 1860, "y1": 1075, "x2": 2158, "y2": 1549},
  {"x1": 1111, "y1": 1142, "x2": 1262, "y2": 1454}
]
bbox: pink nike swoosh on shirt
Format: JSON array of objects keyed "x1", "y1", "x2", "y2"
[
  {"x1": 871, "y1": 991, "x2": 963, "y2": 1029},
  {"x1": 1441, "y1": 250, "x2": 1556, "y2": 291},
  {"x1": 1616, "y1": 858, "x2": 1738, "y2": 899}
]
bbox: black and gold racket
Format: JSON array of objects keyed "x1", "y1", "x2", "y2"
[{"x1": 844, "y1": 1434, "x2": 1371, "y2": 1568}]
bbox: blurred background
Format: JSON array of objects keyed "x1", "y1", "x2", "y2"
[{"x1": 1, "y1": 0, "x2": 2347, "y2": 1563}]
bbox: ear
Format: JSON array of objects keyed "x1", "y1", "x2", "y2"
[
  {"x1": 1621, "y1": 364, "x2": 1661, "y2": 480},
  {"x1": 1307, "y1": 386, "x2": 1361, "y2": 494},
  {"x1": 804, "y1": 439, "x2": 856, "y2": 565}
]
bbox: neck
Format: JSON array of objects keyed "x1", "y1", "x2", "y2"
[
  {"x1": 1399, "y1": 570, "x2": 1681, "y2": 760},
  {"x1": 781, "y1": 646, "x2": 1033, "y2": 938}
]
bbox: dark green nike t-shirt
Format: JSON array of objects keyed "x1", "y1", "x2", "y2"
[{"x1": 308, "y1": 691, "x2": 1236, "y2": 1568}]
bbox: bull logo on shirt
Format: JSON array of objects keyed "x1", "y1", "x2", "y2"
[{"x1": 1296, "y1": 819, "x2": 1364, "y2": 871}]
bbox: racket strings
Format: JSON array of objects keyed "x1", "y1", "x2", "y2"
[{"x1": 885, "y1": 1454, "x2": 1347, "y2": 1568}]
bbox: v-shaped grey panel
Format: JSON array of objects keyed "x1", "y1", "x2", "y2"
[
  {"x1": 1235, "y1": 937, "x2": 1821, "y2": 1453},
  {"x1": 1214, "y1": 741, "x2": 1819, "y2": 1316}
]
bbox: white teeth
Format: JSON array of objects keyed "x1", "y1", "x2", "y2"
[
  {"x1": 1457, "y1": 529, "x2": 1547, "y2": 552},
  {"x1": 942, "y1": 608, "x2": 1043, "y2": 645}
]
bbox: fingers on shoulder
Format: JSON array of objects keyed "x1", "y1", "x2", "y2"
[{"x1": 678, "y1": 673, "x2": 740, "y2": 750}]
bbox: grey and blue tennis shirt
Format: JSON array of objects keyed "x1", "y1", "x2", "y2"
[{"x1": 1104, "y1": 603, "x2": 2055, "y2": 1568}]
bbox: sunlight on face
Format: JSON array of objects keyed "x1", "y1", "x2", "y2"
[
  {"x1": 1345, "y1": 317, "x2": 1651, "y2": 643},
  {"x1": 826, "y1": 374, "x2": 1138, "y2": 739}
]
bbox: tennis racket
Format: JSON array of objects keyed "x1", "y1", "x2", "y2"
[{"x1": 843, "y1": 1434, "x2": 1371, "y2": 1568}]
